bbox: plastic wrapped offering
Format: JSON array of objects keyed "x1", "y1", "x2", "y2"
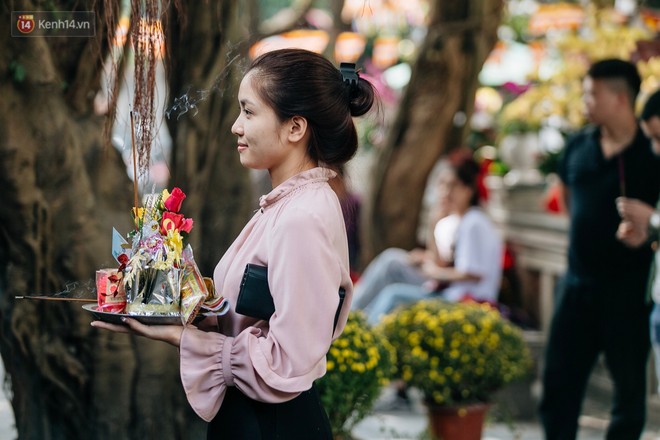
[
  {"x1": 125, "y1": 266, "x2": 181, "y2": 316},
  {"x1": 96, "y1": 268, "x2": 126, "y2": 313},
  {"x1": 121, "y1": 189, "x2": 193, "y2": 316},
  {"x1": 180, "y1": 245, "x2": 208, "y2": 324}
]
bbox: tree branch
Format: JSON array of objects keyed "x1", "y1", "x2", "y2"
[{"x1": 257, "y1": 0, "x2": 314, "y2": 39}]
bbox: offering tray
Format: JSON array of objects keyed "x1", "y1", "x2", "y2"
[{"x1": 83, "y1": 303, "x2": 184, "y2": 325}]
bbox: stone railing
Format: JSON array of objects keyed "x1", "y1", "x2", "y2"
[{"x1": 485, "y1": 177, "x2": 568, "y2": 333}]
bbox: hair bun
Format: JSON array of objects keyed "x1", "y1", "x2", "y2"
[
  {"x1": 349, "y1": 78, "x2": 376, "y2": 117},
  {"x1": 339, "y1": 63, "x2": 375, "y2": 117}
]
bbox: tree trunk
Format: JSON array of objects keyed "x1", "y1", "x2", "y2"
[
  {"x1": 362, "y1": 0, "x2": 503, "y2": 262},
  {"x1": 0, "y1": 0, "x2": 248, "y2": 438},
  {"x1": 166, "y1": 0, "x2": 253, "y2": 276}
]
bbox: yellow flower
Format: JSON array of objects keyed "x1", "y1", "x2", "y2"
[
  {"x1": 351, "y1": 363, "x2": 366, "y2": 373},
  {"x1": 462, "y1": 323, "x2": 475, "y2": 334},
  {"x1": 380, "y1": 300, "x2": 532, "y2": 407},
  {"x1": 132, "y1": 207, "x2": 145, "y2": 227},
  {"x1": 165, "y1": 229, "x2": 183, "y2": 262},
  {"x1": 499, "y1": 13, "x2": 653, "y2": 140},
  {"x1": 160, "y1": 189, "x2": 170, "y2": 210}
]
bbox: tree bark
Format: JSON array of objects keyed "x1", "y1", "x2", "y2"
[
  {"x1": 0, "y1": 0, "x2": 248, "y2": 438},
  {"x1": 166, "y1": 0, "x2": 253, "y2": 276},
  {"x1": 362, "y1": 0, "x2": 503, "y2": 262}
]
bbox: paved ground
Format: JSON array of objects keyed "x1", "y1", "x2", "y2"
[
  {"x1": 350, "y1": 403, "x2": 651, "y2": 440},
  {"x1": 351, "y1": 411, "x2": 616, "y2": 440},
  {"x1": 350, "y1": 385, "x2": 660, "y2": 440},
  {"x1": 351, "y1": 407, "x2": 660, "y2": 440}
]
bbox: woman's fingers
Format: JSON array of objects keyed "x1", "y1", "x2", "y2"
[
  {"x1": 90, "y1": 320, "x2": 132, "y2": 333},
  {"x1": 91, "y1": 318, "x2": 183, "y2": 346}
]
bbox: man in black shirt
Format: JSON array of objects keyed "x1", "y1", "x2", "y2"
[
  {"x1": 539, "y1": 59, "x2": 660, "y2": 439},
  {"x1": 616, "y1": 88, "x2": 660, "y2": 409}
]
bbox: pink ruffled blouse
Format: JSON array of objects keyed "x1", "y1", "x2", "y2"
[{"x1": 179, "y1": 167, "x2": 353, "y2": 422}]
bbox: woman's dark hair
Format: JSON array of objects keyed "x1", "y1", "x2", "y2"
[
  {"x1": 246, "y1": 49, "x2": 377, "y2": 168},
  {"x1": 448, "y1": 149, "x2": 481, "y2": 207}
]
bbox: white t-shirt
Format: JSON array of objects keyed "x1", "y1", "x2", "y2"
[
  {"x1": 434, "y1": 208, "x2": 503, "y2": 302},
  {"x1": 434, "y1": 214, "x2": 460, "y2": 263}
]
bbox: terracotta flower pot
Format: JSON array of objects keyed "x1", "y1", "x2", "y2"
[{"x1": 426, "y1": 402, "x2": 491, "y2": 440}]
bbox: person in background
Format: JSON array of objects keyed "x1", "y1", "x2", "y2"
[
  {"x1": 616, "y1": 88, "x2": 660, "y2": 396},
  {"x1": 92, "y1": 49, "x2": 377, "y2": 439},
  {"x1": 539, "y1": 59, "x2": 660, "y2": 439},
  {"x1": 328, "y1": 166, "x2": 362, "y2": 282},
  {"x1": 353, "y1": 152, "x2": 503, "y2": 326},
  {"x1": 350, "y1": 161, "x2": 451, "y2": 313}
]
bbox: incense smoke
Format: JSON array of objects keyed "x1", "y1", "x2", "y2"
[{"x1": 166, "y1": 47, "x2": 243, "y2": 121}]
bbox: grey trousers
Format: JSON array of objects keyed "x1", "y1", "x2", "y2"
[{"x1": 351, "y1": 248, "x2": 429, "y2": 318}]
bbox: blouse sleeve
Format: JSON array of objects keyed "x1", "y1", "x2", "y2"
[
  {"x1": 179, "y1": 327, "x2": 228, "y2": 422},
  {"x1": 179, "y1": 204, "x2": 345, "y2": 422}
]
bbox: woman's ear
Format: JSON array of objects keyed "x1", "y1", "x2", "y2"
[{"x1": 287, "y1": 115, "x2": 308, "y2": 144}]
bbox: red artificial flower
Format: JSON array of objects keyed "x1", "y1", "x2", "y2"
[
  {"x1": 164, "y1": 187, "x2": 186, "y2": 213},
  {"x1": 117, "y1": 253, "x2": 129, "y2": 272},
  {"x1": 180, "y1": 217, "x2": 194, "y2": 234},
  {"x1": 161, "y1": 211, "x2": 185, "y2": 235}
]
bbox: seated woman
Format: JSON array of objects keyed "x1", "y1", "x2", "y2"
[
  {"x1": 356, "y1": 153, "x2": 503, "y2": 325},
  {"x1": 350, "y1": 161, "x2": 451, "y2": 312}
]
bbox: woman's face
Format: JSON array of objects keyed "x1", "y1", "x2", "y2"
[
  {"x1": 231, "y1": 72, "x2": 291, "y2": 171},
  {"x1": 438, "y1": 169, "x2": 473, "y2": 212}
]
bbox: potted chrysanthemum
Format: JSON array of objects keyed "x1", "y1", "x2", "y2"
[
  {"x1": 317, "y1": 311, "x2": 397, "y2": 439},
  {"x1": 379, "y1": 300, "x2": 532, "y2": 440}
]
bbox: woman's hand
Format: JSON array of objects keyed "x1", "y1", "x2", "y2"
[
  {"x1": 91, "y1": 319, "x2": 183, "y2": 347},
  {"x1": 421, "y1": 260, "x2": 450, "y2": 281},
  {"x1": 407, "y1": 248, "x2": 430, "y2": 266},
  {"x1": 421, "y1": 260, "x2": 480, "y2": 283}
]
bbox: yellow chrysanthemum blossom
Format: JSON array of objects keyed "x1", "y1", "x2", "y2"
[{"x1": 379, "y1": 300, "x2": 532, "y2": 407}]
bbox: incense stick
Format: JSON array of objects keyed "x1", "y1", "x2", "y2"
[
  {"x1": 129, "y1": 110, "x2": 139, "y2": 210},
  {"x1": 15, "y1": 296, "x2": 95, "y2": 302},
  {"x1": 618, "y1": 155, "x2": 626, "y2": 197}
]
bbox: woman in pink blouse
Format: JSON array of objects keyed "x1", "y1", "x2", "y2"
[{"x1": 92, "y1": 48, "x2": 377, "y2": 438}]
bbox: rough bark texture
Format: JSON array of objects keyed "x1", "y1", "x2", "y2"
[
  {"x1": 0, "y1": 0, "x2": 249, "y2": 438},
  {"x1": 363, "y1": 0, "x2": 503, "y2": 262},
  {"x1": 166, "y1": 0, "x2": 253, "y2": 276}
]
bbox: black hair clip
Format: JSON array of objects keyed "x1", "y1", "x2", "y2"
[{"x1": 340, "y1": 62, "x2": 359, "y2": 87}]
